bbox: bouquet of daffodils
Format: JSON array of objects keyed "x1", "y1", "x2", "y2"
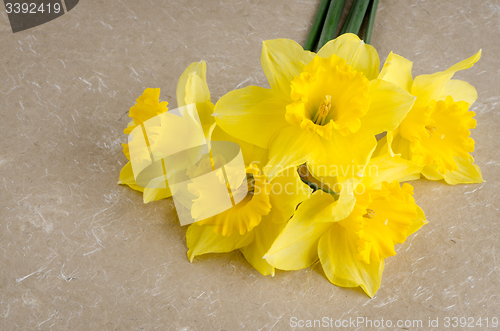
[{"x1": 118, "y1": 6, "x2": 482, "y2": 297}]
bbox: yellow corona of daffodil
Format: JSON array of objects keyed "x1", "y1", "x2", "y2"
[
  {"x1": 378, "y1": 51, "x2": 483, "y2": 184},
  {"x1": 264, "y1": 154, "x2": 427, "y2": 297},
  {"x1": 187, "y1": 163, "x2": 311, "y2": 276},
  {"x1": 214, "y1": 34, "x2": 416, "y2": 189},
  {"x1": 118, "y1": 61, "x2": 215, "y2": 202}
]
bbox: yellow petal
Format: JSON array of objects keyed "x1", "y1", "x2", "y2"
[
  {"x1": 264, "y1": 126, "x2": 317, "y2": 179},
  {"x1": 122, "y1": 143, "x2": 130, "y2": 160},
  {"x1": 186, "y1": 224, "x2": 254, "y2": 262},
  {"x1": 408, "y1": 205, "x2": 427, "y2": 236},
  {"x1": 143, "y1": 187, "x2": 172, "y2": 203},
  {"x1": 361, "y1": 79, "x2": 416, "y2": 135},
  {"x1": 197, "y1": 101, "x2": 215, "y2": 138},
  {"x1": 176, "y1": 61, "x2": 215, "y2": 137},
  {"x1": 411, "y1": 50, "x2": 481, "y2": 103},
  {"x1": 176, "y1": 61, "x2": 210, "y2": 107},
  {"x1": 266, "y1": 126, "x2": 375, "y2": 184},
  {"x1": 195, "y1": 173, "x2": 271, "y2": 236},
  {"x1": 421, "y1": 164, "x2": 444, "y2": 181},
  {"x1": 387, "y1": 129, "x2": 412, "y2": 160},
  {"x1": 318, "y1": 225, "x2": 384, "y2": 298},
  {"x1": 261, "y1": 39, "x2": 315, "y2": 96},
  {"x1": 363, "y1": 154, "x2": 422, "y2": 190},
  {"x1": 378, "y1": 52, "x2": 413, "y2": 92},
  {"x1": 316, "y1": 188, "x2": 357, "y2": 223},
  {"x1": 372, "y1": 136, "x2": 392, "y2": 158},
  {"x1": 441, "y1": 79, "x2": 478, "y2": 105},
  {"x1": 267, "y1": 166, "x2": 311, "y2": 223},
  {"x1": 119, "y1": 147, "x2": 173, "y2": 200},
  {"x1": 124, "y1": 88, "x2": 168, "y2": 134},
  {"x1": 264, "y1": 194, "x2": 335, "y2": 270},
  {"x1": 239, "y1": 215, "x2": 287, "y2": 276},
  {"x1": 443, "y1": 156, "x2": 484, "y2": 185},
  {"x1": 411, "y1": 72, "x2": 452, "y2": 104},
  {"x1": 445, "y1": 50, "x2": 482, "y2": 73},
  {"x1": 214, "y1": 86, "x2": 290, "y2": 149},
  {"x1": 210, "y1": 125, "x2": 269, "y2": 167},
  {"x1": 317, "y1": 33, "x2": 380, "y2": 80},
  {"x1": 312, "y1": 129, "x2": 377, "y2": 182},
  {"x1": 118, "y1": 161, "x2": 144, "y2": 192}
]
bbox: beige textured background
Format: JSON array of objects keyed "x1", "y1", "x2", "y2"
[{"x1": 1, "y1": 0, "x2": 499, "y2": 330}]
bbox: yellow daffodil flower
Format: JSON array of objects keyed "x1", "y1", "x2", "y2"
[
  {"x1": 378, "y1": 51, "x2": 483, "y2": 184},
  {"x1": 118, "y1": 88, "x2": 169, "y2": 197},
  {"x1": 214, "y1": 34, "x2": 416, "y2": 188},
  {"x1": 118, "y1": 61, "x2": 215, "y2": 202},
  {"x1": 186, "y1": 163, "x2": 311, "y2": 276},
  {"x1": 264, "y1": 154, "x2": 426, "y2": 297}
]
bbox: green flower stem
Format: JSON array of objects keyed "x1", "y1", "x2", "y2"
[
  {"x1": 364, "y1": 0, "x2": 379, "y2": 44},
  {"x1": 340, "y1": 0, "x2": 370, "y2": 36},
  {"x1": 317, "y1": 0, "x2": 347, "y2": 50},
  {"x1": 339, "y1": 0, "x2": 357, "y2": 35},
  {"x1": 298, "y1": 164, "x2": 339, "y2": 199},
  {"x1": 303, "y1": 0, "x2": 331, "y2": 51}
]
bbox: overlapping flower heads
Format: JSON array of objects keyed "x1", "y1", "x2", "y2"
[{"x1": 119, "y1": 34, "x2": 482, "y2": 297}]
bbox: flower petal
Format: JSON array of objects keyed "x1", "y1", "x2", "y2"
[
  {"x1": 445, "y1": 50, "x2": 482, "y2": 73},
  {"x1": 143, "y1": 187, "x2": 171, "y2": 203},
  {"x1": 261, "y1": 39, "x2": 315, "y2": 96},
  {"x1": 372, "y1": 136, "x2": 393, "y2": 158},
  {"x1": 264, "y1": 193, "x2": 335, "y2": 270},
  {"x1": 443, "y1": 156, "x2": 484, "y2": 185},
  {"x1": 411, "y1": 72, "x2": 452, "y2": 104},
  {"x1": 267, "y1": 166, "x2": 311, "y2": 223},
  {"x1": 318, "y1": 225, "x2": 384, "y2": 298},
  {"x1": 186, "y1": 224, "x2": 254, "y2": 261},
  {"x1": 264, "y1": 126, "x2": 318, "y2": 179},
  {"x1": 314, "y1": 129, "x2": 377, "y2": 182},
  {"x1": 317, "y1": 33, "x2": 380, "y2": 80},
  {"x1": 408, "y1": 205, "x2": 427, "y2": 236},
  {"x1": 214, "y1": 86, "x2": 290, "y2": 149},
  {"x1": 363, "y1": 154, "x2": 422, "y2": 190},
  {"x1": 176, "y1": 61, "x2": 215, "y2": 136},
  {"x1": 118, "y1": 161, "x2": 144, "y2": 192},
  {"x1": 312, "y1": 188, "x2": 357, "y2": 223},
  {"x1": 265, "y1": 126, "x2": 375, "y2": 184},
  {"x1": 239, "y1": 215, "x2": 287, "y2": 276},
  {"x1": 387, "y1": 130, "x2": 412, "y2": 160},
  {"x1": 124, "y1": 88, "x2": 168, "y2": 134},
  {"x1": 176, "y1": 61, "x2": 210, "y2": 107},
  {"x1": 411, "y1": 50, "x2": 481, "y2": 103},
  {"x1": 210, "y1": 125, "x2": 269, "y2": 167},
  {"x1": 441, "y1": 79, "x2": 478, "y2": 105},
  {"x1": 421, "y1": 164, "x2": 444, "y2": 181},
  {"x1": 361, "y1": 79, "x2": 416, "y2": 135},
  {"x1": 378, "y1": 52, "x2": 413, "y2": 92}
]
